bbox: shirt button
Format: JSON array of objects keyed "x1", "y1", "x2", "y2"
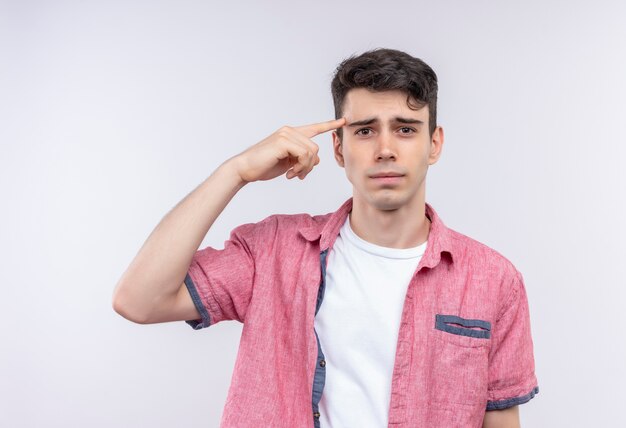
[
  {"x1": 319, "y1": 359, "x2": 326, "y2": 367},
  {"x1": 314, "y1": 412, "x2": 320, "y2": 418}
]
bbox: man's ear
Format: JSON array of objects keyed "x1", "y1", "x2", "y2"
[
  {"x1": 428, "y1": 126, "x2": 444, "y2": 166},
  {"x1": 332, "y1": 131, "x2": 345, "y2": 168}
]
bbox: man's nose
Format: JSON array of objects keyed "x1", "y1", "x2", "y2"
[{"x1": 376, "y1": 130, "x2": 397, "y2": 161}]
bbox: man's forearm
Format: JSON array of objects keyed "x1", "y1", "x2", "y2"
[
  {"x1": 112, "y1": 157, "x2": 246, "y2": 322},
  {"x1": 482, "y1": 406, "x2": 520, "y2": 428}
]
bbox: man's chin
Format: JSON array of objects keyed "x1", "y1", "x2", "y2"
[{"x1": 366, "y1": 192, "x2": 408, "y2": 211}]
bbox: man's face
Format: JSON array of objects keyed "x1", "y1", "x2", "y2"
[{"x1": 332, "y1": 88, "x2": 444, "y2": 211}]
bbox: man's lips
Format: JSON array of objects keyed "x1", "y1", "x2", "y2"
[
  {"x1": 370, "y1": 173, "x2": 405, "y2": 185},
  {"x1": 370, "y1": 172, "x2": 405, "y2": 178}
]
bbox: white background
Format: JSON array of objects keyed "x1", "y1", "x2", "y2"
[{"x1": 1, "y1": 1, "x2": 625, "y2": 426}]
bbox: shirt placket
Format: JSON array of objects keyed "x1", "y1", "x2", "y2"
[
  {"x1": 311, "y1": 248, "x2": 329, "y2": 428},
  {"x1": 387, "y1": 273, "x2": 417, "y2": 427}
]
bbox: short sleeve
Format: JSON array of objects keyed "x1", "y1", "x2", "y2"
[
  {"x1": 486, "y1": 269, "x2": 539, "y2": 410},
  {"x1": 184, "y1": 222, "x2": 256, "y2": 330}
]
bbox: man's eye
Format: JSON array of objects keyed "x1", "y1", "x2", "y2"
[
  {"x1": 355, "y1": 128, "x2": 372, "y2": 136},
  {"x1": 400, "y1": 127, "x2": 415, "y2": 134}
]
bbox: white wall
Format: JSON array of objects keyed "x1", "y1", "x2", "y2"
[{"x1": 1, "y1": 0, "x2": 624, "y2": 426}]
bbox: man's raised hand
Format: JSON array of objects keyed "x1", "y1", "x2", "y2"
[{"x1": 232, "y1": 117, "x2": 346, "y2": 183}]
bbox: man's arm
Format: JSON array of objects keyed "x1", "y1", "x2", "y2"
[
  {"x1": 111, "y1": 158, "x2": 247, "y2": 324},
  {"x1": 111, "y1": 117, "x2": 346, "y2": 325},
  {"x1": 482, "y1": 405, "x2": 520, "y2": 428}
]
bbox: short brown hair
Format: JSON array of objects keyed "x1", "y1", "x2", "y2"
[{"x1": 331, "y1": 48, "x2": 438, "y2": 139}]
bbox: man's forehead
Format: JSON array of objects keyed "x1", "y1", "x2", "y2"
[{"x1": 343, "y1": 88, "x2": 428, "y2": 120}]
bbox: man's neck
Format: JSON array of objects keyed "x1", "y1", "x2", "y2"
[{"x1": 349, "y1": 195, "x2": 431, "y2": 249}]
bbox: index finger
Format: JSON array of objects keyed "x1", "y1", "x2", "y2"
[{"x1": 295, "y1": 117, "x2": 346, "y2": 138}]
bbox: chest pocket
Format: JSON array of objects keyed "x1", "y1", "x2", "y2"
[
  {"x1": 430, "y1": 314, "x2": 491, "y2": 406},
  {"x1": 435, "y1": 314, "x2": 491, "y2": 340}
]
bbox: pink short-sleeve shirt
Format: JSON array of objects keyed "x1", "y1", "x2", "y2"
[{"x1": 184, "y1": 197, "x2": 539, "y2": 427}]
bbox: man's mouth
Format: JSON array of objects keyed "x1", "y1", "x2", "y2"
[
  {"x1": 370, "y1": 172, "x2": 405, "y2": 185},
  {"x1": 370, "y1": 171, "x2": 404, "y2": 178}
]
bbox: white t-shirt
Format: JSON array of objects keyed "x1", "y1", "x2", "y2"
[{"x1": 314, "y1": 214, "x2": 428, "y2": 427}]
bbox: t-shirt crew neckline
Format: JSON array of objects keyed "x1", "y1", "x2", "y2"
[{"x1": 341, "y1": 214, "x2": 428, "y2": 259}]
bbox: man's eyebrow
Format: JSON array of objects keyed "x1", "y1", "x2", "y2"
[
  {"x1": 396, "y1": 117, "x2": 424, "y2": 125},
  {"x1": 346, "y1": 116, "x2": 424, "y2": 127},
  {"x1": 346, "y1": 117, "x2": 378, "y2": 127}
]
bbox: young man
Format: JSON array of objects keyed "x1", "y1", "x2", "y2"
[{"x1": 113, "y1": 48, "x2": 538, "y2": 427}]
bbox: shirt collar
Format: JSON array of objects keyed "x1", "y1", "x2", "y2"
[{"x1": 298, "y1": 197, "x2": 455, "y2": 269}]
